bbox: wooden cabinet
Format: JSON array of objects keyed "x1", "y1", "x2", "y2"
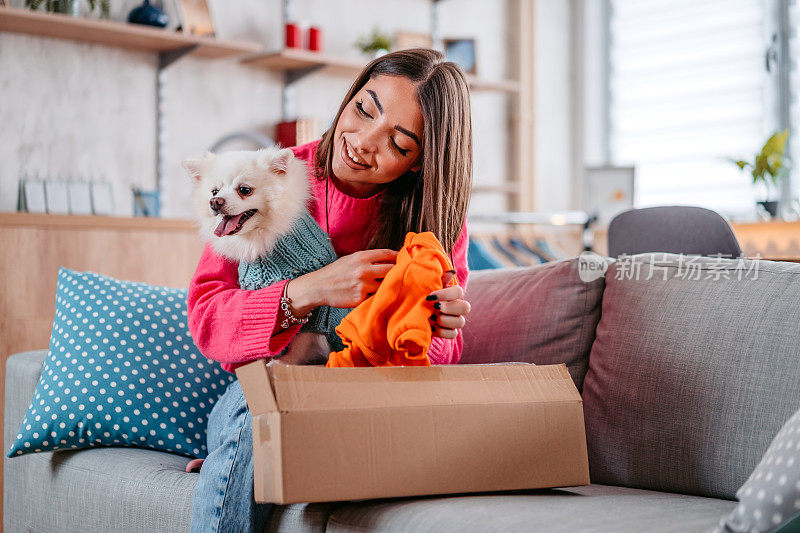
[
  {"x1": 731, "y1": 220, "x2": 800, "y2": 261},
  {"x1": 0, "y1": 213, "x2": 204, "y2": 361},
  {"x1": 0, "y1": 212, "x2": 205, "y2": 526}
]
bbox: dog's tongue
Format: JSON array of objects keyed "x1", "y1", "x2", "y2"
[{"x1": 214, "y1": 213, "x2": 245, "y2": 237}]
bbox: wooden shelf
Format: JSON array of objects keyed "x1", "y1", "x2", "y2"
[
  {"x1": 191, "y1": 35, "x2": 262, "y2": 59},
  {"x1": 0, "y1": 212, "x2": 197, "y2": 231},
  {"x1": 0, "y1": 8, "x2": 520, "y2": 91},
  {"x1": 472, "y1": 182, "x2": 521, "y2": 194},
  {"x1": 241, "y1": 47, "x2": 365, "y2": 76},
  {"x1": 469, "y1": 210, "x2": 590, "y2": 225},
  {"x1": 465, "y1": 75, "x2": 520, "y2": 93},
  {"x1": 242, "y1": 48, "x2": 521, "y2": 93},
  {"x1": 0, "y1": 6, "x2": 261, "y2": 58}
]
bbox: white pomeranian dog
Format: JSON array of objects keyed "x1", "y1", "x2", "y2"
[
  {"x1": 182, "y1": 146, "x2": 335, "y2": 365},
  {"x1": 182, "y1": 146, "x2": 309, "y2": 263}
]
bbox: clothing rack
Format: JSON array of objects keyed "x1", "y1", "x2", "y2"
[{"x1": 466, "y1": 211, "x2": 597, "y2": 270}]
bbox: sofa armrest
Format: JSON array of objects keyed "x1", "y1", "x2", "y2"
[
  {"x1": 4, "y1": 350, "x2": 47, "y2": 532},
  {"x1": 4, "y1": 350, "x2": 47, "y2": 453}
]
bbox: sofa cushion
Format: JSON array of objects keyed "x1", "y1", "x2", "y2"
[
  {"x1": 22, "y1": 446, "x2": 345, "y2": 533},
  {"x1": 582, "y1": 253, "x2": 800, "y2": 500},
  {"x1": 460, "y1": 258, "x2": 604, "y2": 391},
  {"x1": 325, "y1": 483, "x2": 735, "y2": 533},
  {"x1": 7, "y1": 268, "x2": 236, "y2": 460},
  {"x1": 267, "y1": 503, "x2": 353, "y2": 533},
  {"x1": 3, "y1": 351, "x2": 356, "y2": 533},
  {"x1": 22, "y1": 446, "x2": 196, "y2": 532}
]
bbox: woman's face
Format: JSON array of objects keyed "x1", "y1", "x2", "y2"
[{"x1": 331, "y1": 75, "x2": 424, "y2": 198}]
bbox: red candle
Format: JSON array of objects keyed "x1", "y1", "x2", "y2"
[
  {"x1": 308, "y1": 26, "x2": 322, "y2": 52},
  {"x1": 285, "y1": 23, "x2": 301, "y2": 48}
]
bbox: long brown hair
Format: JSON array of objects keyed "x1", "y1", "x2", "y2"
[{"x1": 313, "y1": 48, "x2": 472, "y2": 255}]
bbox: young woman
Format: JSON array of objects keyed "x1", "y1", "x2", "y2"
[{"x1": 188, "y1": 48, "x2": 473, "y2": 532}]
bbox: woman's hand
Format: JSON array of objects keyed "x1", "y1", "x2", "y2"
[
  {"x1": 285, "y1": 249, "x2": 398, "y2": 315},
  {"x1": 427, "y1": 271, "x2": 471, "y2": 340}
]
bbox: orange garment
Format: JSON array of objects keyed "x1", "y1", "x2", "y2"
[{"x1": 327, "y1": 231, "x2": 457, "y2": 367}]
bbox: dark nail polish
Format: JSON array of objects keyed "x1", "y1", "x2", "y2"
[
  {"x1": 431, "y1": 325, "x2": 436, "y2": 332},
  {"x1": 426, "y1": 295, "x2": 438, "y2": 301},
  {"x1": 433, "y1": 302, "x2": 441, "y2": 310},
  {"x1": 446, "y1": 270, "x2": 456, "y2": 274},
  {"x1": 430, "y1": 314, "x2": 437, "y2": 321}
]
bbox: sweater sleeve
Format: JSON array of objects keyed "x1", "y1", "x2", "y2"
[
  {"x1": 427, "y1": 221, "x2": 470, "y2": 365},
  {"x1": 187, "y1": 243, "x2": 303, "y2": 372}
]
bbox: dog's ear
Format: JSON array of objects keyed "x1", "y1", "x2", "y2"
[
  {"x1": 181, "y1": 159, "x2": 204, "y2": 182},
  {"x1": 263, "y1": 148, "x2": 294, "y2": 176}
]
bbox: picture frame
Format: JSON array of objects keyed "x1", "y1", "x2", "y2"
[
  {"x1": 393, "y1": 31, "x2": 433, "y2": 51},
  {"x1": 68, "y1": 181, "x2": 93, "y2": 215},
  {"x1": 91, "y1": 182, "x2": 114, "y2": 216},
  {"x1": 44, "y1": 180, "x2": 70, "y2": 215},
  {"x1": 582, "y1": 166, "x2": 636, "y2": 225},
  {"x1": 175, "y1": 0, "x2": 215, "y2": 37},
  {"x1": 19, "y1": 180, "x2": 47, "y2": 214},
  {"x1": 443, "y1": 38, "x2": 477, "y2": 75},
  {"x1": 132, "y1": 187, "x2": 161, "y2": 218}
]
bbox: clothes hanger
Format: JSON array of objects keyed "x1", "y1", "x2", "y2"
[
  {"x1": 507, "y1": 231, "x2": 547, "y2": 264},
  {"x1": 473, "y1": 233, "x2": 518, "y2": 268},
  {"x1": 467, "y1": 236, "x2": 505, "y2": 270},
  {"x1": 490, "y1": 233, "x2": 536, "y2": 267}
]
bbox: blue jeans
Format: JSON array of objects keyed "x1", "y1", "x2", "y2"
[{"x1": 190, "y1": 379, "x2": 273, "y2": 532}]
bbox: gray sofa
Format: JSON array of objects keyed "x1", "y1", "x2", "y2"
[{"x1": 6, "y1": 253, "x2": 800, "y2": 532}]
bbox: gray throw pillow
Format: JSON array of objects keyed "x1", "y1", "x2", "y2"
[
  {"x1": 460, "y1": 258, "x2": 605, "y2": 392},
  {"x1": 711, "y1": 406, "x2": 800, "y2": 533}
]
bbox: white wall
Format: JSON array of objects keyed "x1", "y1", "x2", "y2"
[
  {"x1": 440, "y1": 0, "x2": 512, "y2": 218},
  {"x1": 1, "y1": 0, "x2": 521, "y2": 219},
  {"x1": 0, "y1": 31, "x2": 158, "y2": 216},
  {"x1": 0, "y1": 0, "x2": 591, "y2": 217},
  {"x1": 532, "y1": 0, "x2": 574, "y2": 213}
]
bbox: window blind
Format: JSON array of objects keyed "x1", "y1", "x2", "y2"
[
  {"x1": 788, "y1": 0, "x2": 799, "y2": 205},
  {"x1": 609, "y1": 0, "x2": 769, "y2": 217}
]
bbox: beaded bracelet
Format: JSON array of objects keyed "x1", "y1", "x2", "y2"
[{"x1": 280, "y1": 280, "x2": 309, "y2": 329}]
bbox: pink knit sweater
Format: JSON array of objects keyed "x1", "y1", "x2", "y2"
[{"x1": 187, "y1": 139, "x2": 470, "y2": 373}]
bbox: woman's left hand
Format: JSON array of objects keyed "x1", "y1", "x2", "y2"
[{"x1": 427, "y1": 271, "x2": 471, "y2": 339}]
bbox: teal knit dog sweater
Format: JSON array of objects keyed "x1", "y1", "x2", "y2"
[{"x1": 238, "y1": 209, "x2": 350, "y2": 352}]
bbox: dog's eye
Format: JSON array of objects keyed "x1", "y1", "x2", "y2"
[
  {"x1": 238, "y1": 186, "x2": 252, "y2": 196},
  {"x1": 211, "y1": 188, "x2": 219, "y2": 196}
]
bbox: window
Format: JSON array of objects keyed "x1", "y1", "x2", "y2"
[{"x1": 604, "y1": 0, "x2": 795, "y2": 219}]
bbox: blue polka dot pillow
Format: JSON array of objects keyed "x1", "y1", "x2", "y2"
[{"x1": 7, "y1": 268, "x2": 235, "y2": 459}]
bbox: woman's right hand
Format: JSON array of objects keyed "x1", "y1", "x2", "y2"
[{"x1": 285, "y1": 249, "x2": 398, "y2": 315}]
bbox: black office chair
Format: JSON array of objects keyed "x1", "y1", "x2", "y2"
[{"x1": 607, "y1": 206, "x2": 743, "y2": 258}]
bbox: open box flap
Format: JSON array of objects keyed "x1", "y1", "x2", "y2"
[
  {"x1": 258, "y1": 362, "x2": 580, "y2": 412},
  {"x1": 235, "y1": 359, "x2": 278, "y2": 415}
]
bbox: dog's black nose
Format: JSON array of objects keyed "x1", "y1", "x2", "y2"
[{"x1": 210, "y1": 197, "x2": 225, "y2": 211}]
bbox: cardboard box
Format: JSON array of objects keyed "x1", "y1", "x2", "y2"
[{"x1": 236, "y1": 361, "x2": 590, "y2": 504}]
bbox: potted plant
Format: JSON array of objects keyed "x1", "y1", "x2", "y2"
[
  {"x1": 732, "y1": 129, "x2": 790, "y2": 218},
  {"x1": 355, "y1": 26, "x2": 393, "y2": 59}
]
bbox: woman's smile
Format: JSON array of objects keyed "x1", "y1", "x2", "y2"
[{"x1": 341, "y1": 139, "x2": 371, "y2": 170}]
